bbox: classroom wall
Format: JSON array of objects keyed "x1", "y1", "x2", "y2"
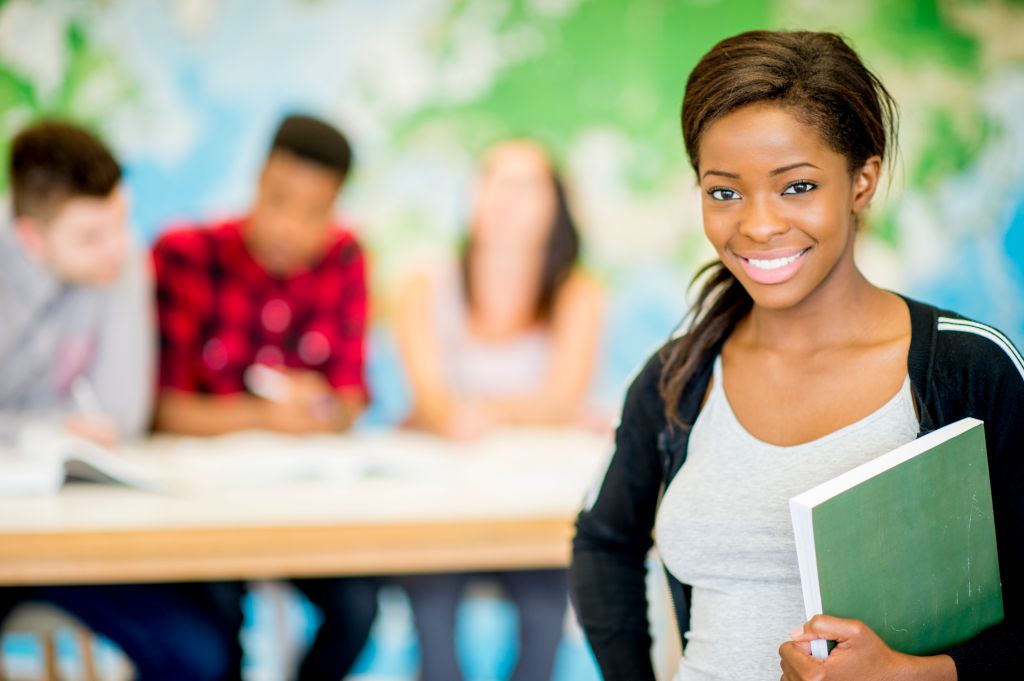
[{"x1": 1, "y1": 0, "x2": 1022, "y2": 403}]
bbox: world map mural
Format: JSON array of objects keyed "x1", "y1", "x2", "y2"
[{"x1": 2, "y1": 1, "x2": 1022, "y2": 677}]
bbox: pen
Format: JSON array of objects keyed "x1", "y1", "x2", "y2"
[
  {"x1": 244, "y1": 364, "x2": 292, "y2": 403},
  {"x1": 71, "y1": 375, "x2": 104, "y2": 416},
  {"x1": 244, "y1": 364, "x2": 335, "y2": 422}
]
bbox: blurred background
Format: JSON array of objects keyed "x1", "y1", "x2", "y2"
[{"x1": 1, "y1": 0, "x2": 1022, "y2": 679}]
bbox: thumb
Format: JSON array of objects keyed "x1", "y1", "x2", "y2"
[{"x1": 792, "y1": 615, "x2": 866, "y2": 643}]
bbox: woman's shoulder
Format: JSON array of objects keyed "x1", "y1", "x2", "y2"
[
  {"x1": 396, "y1": 259, "x2": 458, "y2": 303},
  {"x1": 904, "y1": 296, "x2": 1024, "y2": 412},
  {"x1": 555, "y1": 268, "x2": 603, "y2": 307},
  {"x1": 934, "y1": 315, "x2": 1024, "y2": 404},
  {"x1": 908, "y1": 298, "x2": 1022, "y2": 379},
  {"x1": 621, "y1": 336, "x2": 697, "y2": 412},
  {"x1": 548, "y1": 269, "x2": 605, "y2": 338}
]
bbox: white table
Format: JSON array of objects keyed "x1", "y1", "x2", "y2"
[{"x1": 0, "y1": 428, "x2": 610, "y2": 585}]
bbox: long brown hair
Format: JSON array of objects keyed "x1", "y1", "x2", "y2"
[
  {"x1": 460, "y1": 151, "x2": 580, "y2": 322},
  {"x1": 660, "y1": 30, "x2": 899, "y2": 427}
]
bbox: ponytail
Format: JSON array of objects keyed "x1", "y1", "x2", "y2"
[{"x1": 658, "y1": 261, "x2": 751, "y2": 428}]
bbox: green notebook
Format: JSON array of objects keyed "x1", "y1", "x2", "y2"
[{"x1": 789, "y1": 417, "x2": 1003, "y2": 659}]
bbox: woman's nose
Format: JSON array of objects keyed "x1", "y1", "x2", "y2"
[{"x1": 738, "y1": 195, "x2": 788, "y2": 242}]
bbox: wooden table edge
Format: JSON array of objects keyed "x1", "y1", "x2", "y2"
[{"x1": 0, "y1": 515, "x2": 577, "y2": 585}]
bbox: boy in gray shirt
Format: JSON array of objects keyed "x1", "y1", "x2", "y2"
[
  {"x1": 0, "y1": 120, "x2": 152, "y2": 445},
  {"x1": 0, "y1": 121, "x2": 234, "y2": 681}
]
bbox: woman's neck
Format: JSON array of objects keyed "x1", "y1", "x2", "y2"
[
  {"x1": 735, "y1": 255, "x2": 895, "y2": 354},
  {"x1": 465, "y1": 244, "x2": 545, "y2": 339}
]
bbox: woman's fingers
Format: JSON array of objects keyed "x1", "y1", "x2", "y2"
[
  {"x1": 779, "y1": 640, "x2": 824, "y2": 681},
  {"x1": 792, "y1": 614, "x2": 867, "y2": 643}
]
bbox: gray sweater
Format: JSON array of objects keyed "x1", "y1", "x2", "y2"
[{"x1": 0, "y1": 224, "x2": 155, "y2": 443}]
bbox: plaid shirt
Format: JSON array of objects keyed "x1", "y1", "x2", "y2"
[{"x1": 152, "y1": 218, "x2": 368, "y2": 399}]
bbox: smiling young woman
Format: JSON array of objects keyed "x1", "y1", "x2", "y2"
[{"x1": 570, "y1": 30, "x2": 1024, "y2": 681}]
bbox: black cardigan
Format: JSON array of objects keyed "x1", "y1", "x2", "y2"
[{"x1": 570, "y1": 297, "x2": 1024, "y2": 680}]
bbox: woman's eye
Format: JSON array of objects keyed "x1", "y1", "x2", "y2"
[
  {"x1": 709, "y1": 188, "x2": 740, "y2": 201},
  {"x1": 783, "y1": 181, "x2": 817, "y2": 195}
]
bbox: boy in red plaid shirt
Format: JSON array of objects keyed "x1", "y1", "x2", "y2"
[
  {"x1": 153, "y1": 115, "x2": 368, "y2": 435},
  {"x1": 152, "y1": 114, "x2": 377, "y2": 680}
]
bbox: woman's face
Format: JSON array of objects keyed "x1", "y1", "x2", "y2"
[
  {"x1": 697, "y1": 103, "x2": 880, "y2": 310},
  {"x1": 471, "y1": 141, "x2": 558, "y2": 250}
]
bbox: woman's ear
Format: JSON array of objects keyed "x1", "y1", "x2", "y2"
[{"x1": 851, "y1": 155, "x2": 882, "y2": 216}]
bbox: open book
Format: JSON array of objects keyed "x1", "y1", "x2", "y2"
[
  {"x1": 789, "y1": 417, "x2": 1003, "y2": 659},
  {"x1": 0, "y1": 425, "x2": 164, "y2": 496}
]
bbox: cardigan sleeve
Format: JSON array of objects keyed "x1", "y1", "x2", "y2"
[
  {"x1": 932, "y1": 319, "x2": 1024, "y2": 679},
  {"x1": 570, "y1": 349, "x2": 670, "y2": 681}
]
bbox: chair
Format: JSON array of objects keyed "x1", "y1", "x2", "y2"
[
  {"x1": 247, "y1": 580, "x2": 302, "y2": 681},
  {"x1": 0, "y1": 603, "x2": 130, "y2": 681}
]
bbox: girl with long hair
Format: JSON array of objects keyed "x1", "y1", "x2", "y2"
[{"x1": 571, "y1": 30, "x2": 1022, "y2": 681}]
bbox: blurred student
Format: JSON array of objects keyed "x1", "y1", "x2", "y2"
[
  {"x1": 395, "y1": 139, "x2": 603, "y2": 681},
  {"x1": 0, "y1": 120, "x2": 233, "y2": 681},
  {"x1": 151, "y1": 114, "x2": 377, "y2": 680},
  {"x1": 0, "y1": 123, "x2": 151, "y2": 444}
]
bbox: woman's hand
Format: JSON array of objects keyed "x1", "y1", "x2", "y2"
[
  {"x1": 779, "y1": 615, "x2": 957, "y2": 681},
  {"x1": 440, "y1": 403, "x2": 495, "y2": 441}
]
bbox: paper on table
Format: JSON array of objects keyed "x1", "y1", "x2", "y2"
[
  {"x1": 0, "y1": 424, "x2": 166, "y2": 496},
  {"x1": 0, "y1": 448, "x2": 63, "y2": 495}
]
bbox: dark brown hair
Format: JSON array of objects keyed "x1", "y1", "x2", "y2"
[
  {"x1": 271, "y1": 113, "x2": 353, "y2": 180},
  {"x1": 461, "y1": 155, "x2": 581, "y2": 322},
  {"x1": 660, "y1": 30, "x2": 899, "y2": 427},
  {"x1": 9, "y1": 120, "x2": 122, "y2": 222}
]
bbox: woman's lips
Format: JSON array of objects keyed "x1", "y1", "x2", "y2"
[{"x1": 735, "y1": 247, "x2": 811, "y2": 285}]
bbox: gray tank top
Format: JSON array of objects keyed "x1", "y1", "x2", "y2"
[
  {"x1": 655, "y1": 354, "x2": 919, "y2": 681},
  {"x1": 433, "y1": 265, "x2": 553, "y2": 399}
]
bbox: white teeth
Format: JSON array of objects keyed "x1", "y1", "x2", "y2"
[{"x1": 746, "y1": 251, "x2": 803, "y2": 270}]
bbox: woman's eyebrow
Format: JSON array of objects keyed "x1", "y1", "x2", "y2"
[
  {"x1": 701, "y1": 169, "x2": 740, "y2": 179},
  {"x1": 770, "y1": 161, "x2": 820, "y2": 176},
  {"x1": 701, "y1": 162, "x2": 820, "y2": 180}
]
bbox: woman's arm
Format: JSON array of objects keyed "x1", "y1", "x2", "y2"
[
  {"x1": 394, "y1": 269, "x2": 464, "y2": 435},
  {"x1": 480, "y1": 270, "x2": 604, "y2": 425},
  {"x1": 939, "y1": 329, "x2": 1024, "y2": 679},
  {"x1": 570, "y1": 350, "x2": 668, "y2": 681}
]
